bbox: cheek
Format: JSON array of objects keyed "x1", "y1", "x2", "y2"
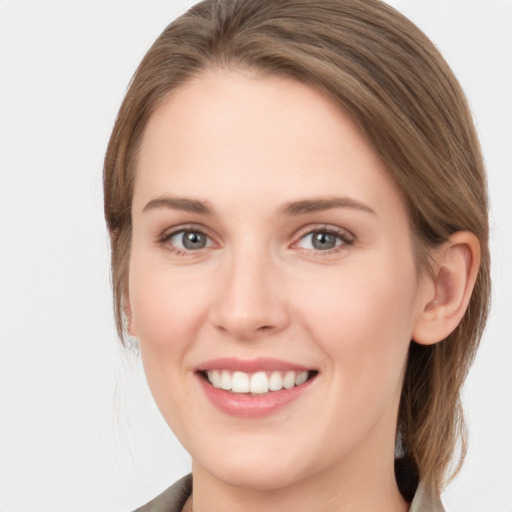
[
  {"x1": 127, "y1": 259, "x2": 215, "y2": 429},
  {"x1": 294, "y1": 259, "x2": 418, "y2": 393},
  {"x1": 128, "y1": 255, "x2": 213, "y2": 356}
]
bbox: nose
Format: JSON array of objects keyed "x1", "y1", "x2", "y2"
[{"x1": 210, "y1": 247, "x2": 290, "y2": 341}]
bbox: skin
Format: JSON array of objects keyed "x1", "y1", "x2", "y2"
[{"x1": 127, "y1": 69, "x2": 438, "y2": 512}]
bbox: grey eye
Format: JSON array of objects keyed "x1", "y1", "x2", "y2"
[
  {"x1": 170, "y1": 230, "x2": 210, "y2": 250},
  {"x1": 298, "y1": 231, "x2": 343, "y2": 251},
  {"x1": 311, "y1": 232, "x2": 338, "y2": 250}
]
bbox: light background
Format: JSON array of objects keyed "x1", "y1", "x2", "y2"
[{"x1": 0, "y1": 1, "x2": 510, "y2": 511}]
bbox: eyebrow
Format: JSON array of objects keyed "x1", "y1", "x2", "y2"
[
  {"x1": 142, "y1": 195, "x2": 376, "y2": 217},
  {"x1": 280, "y1": 197, "x2": 376, "y2": 216},
  {"x1": 142, "y1": 196, "x2": 213, "y2": 215}
]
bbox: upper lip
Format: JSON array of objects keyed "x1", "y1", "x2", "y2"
[{"x1": 196, "y1": 357, "x2": 313, "y2": 373}]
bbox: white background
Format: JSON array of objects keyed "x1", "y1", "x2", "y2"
[{"x1": 0, "y1": 1, "x2": 510, "y2": 511}]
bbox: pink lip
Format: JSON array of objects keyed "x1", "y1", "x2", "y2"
[
  {"x1": 195, "y1": 358, "x2": 317, "y2": 419},
  {"x1": 196, "y1": 357, "x2": 311, "y2": 373}
]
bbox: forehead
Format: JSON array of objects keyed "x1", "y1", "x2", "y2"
[{"x1": 133, "y1": 69, "x2": 407, "y2": 222}]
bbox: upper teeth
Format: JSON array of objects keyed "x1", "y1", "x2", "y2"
[{"x1": 206, "y1": 370, "x2": 309, "y2": 394}]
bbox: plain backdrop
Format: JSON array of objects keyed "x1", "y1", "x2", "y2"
[{"x1": 0, "y1": 1, "x2": 510, "y2": 511}]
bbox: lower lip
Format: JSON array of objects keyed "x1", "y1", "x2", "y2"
[{"x1": 196, "y1": 373, "x2": 316, "y2": 418}]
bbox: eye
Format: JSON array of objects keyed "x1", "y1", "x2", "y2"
[
  {"x1": 295, "y1": 228, "x2": 353, "y2": 252},
  {"x1": 166, "y1": 229, "x2": 213, "y2": 251}
]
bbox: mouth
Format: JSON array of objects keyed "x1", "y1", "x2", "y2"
[
  {"x1": 200, "y1": 369, "x2": 317, "y2": 395},
  {"x1": 195, "y1": 358, "x2": 318, "y2": 418}
]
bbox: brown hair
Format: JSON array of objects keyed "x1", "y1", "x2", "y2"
[{"x1": 104, "y1": 0, "x2": 490, "y2": 498}]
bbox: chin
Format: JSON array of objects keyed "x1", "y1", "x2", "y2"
[
  {"x1": 211, "y1": 464, "x2": 307, "y2": 492},
  {"x1": 194, "y1": 444, "x2": 314, "y2": 492}
]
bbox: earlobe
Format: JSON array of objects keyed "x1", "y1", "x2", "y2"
[{"x1": 412, "y1": 231, "x2": 481, "y2": 346}]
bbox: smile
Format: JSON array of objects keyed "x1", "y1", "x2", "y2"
[
  {"x1": 204, "y1": 369, "x2": 311, "y2": 394},
  {"x1": 195, "y1": 358, "x2": 318, "y2": 418}
]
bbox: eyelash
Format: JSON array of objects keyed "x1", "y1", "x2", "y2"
[
  {"x1": 156, "y1": 224, "x2": 355, "y2": 257},
  {"x1": 292, "y1": 225, "x2": 355, "y2": 255},
  {"x1": 156, "y1": 225, "x2": 213, "y2": 256}
]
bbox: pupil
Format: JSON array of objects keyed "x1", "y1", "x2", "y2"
[
  {"x1": 312, "y1": 232, "x2": 336, "y2": 250},
  {"x1": 183, "y1": 232, "x2": 206, "y2": 250}
]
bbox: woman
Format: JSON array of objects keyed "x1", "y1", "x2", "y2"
[{"x1": 104, "y1": 1, "x2": 490, "y2": 510}]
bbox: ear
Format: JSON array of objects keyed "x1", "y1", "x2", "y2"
[{"x1": 412, "y1": 231, "x2": 481, "y2": 345}]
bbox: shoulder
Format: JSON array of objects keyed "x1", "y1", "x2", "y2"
[{"x1": 132, "y1": 474, "x2": 192, "y2": 512}]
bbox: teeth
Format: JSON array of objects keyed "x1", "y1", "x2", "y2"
[
  {"x1": 250, "y1": 371, "x2": 269, "y2": 393},
  {"x1": 220, "y1": 371, "x2": 232, "y2": 391},
  {"x1": 283, "y1": 371, "x2": 295, "y2": 389},
  {"x1": 295, "y1": 371, "x2": 308, "y2": 386},
  {"x1": 211, "y1": 370, "x2": 222, "y2": 388},
  {"x1": 205, "y1": 369, "x2": 311, "y2": 394},
  {"x1": 269, "y1": 371, "x2": 283, "y2": 391},
  {"x1": 232, "y1": 371, "x2": 250, "y2": 393}
]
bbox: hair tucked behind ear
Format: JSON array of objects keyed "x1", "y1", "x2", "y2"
[{"x1": 104, "y1": 0, "x2": 490, "y2": 496}]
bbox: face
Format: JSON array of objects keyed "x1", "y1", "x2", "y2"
[{"x1": 128, "y1": 70, "x2": 428, "y2": 491}]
